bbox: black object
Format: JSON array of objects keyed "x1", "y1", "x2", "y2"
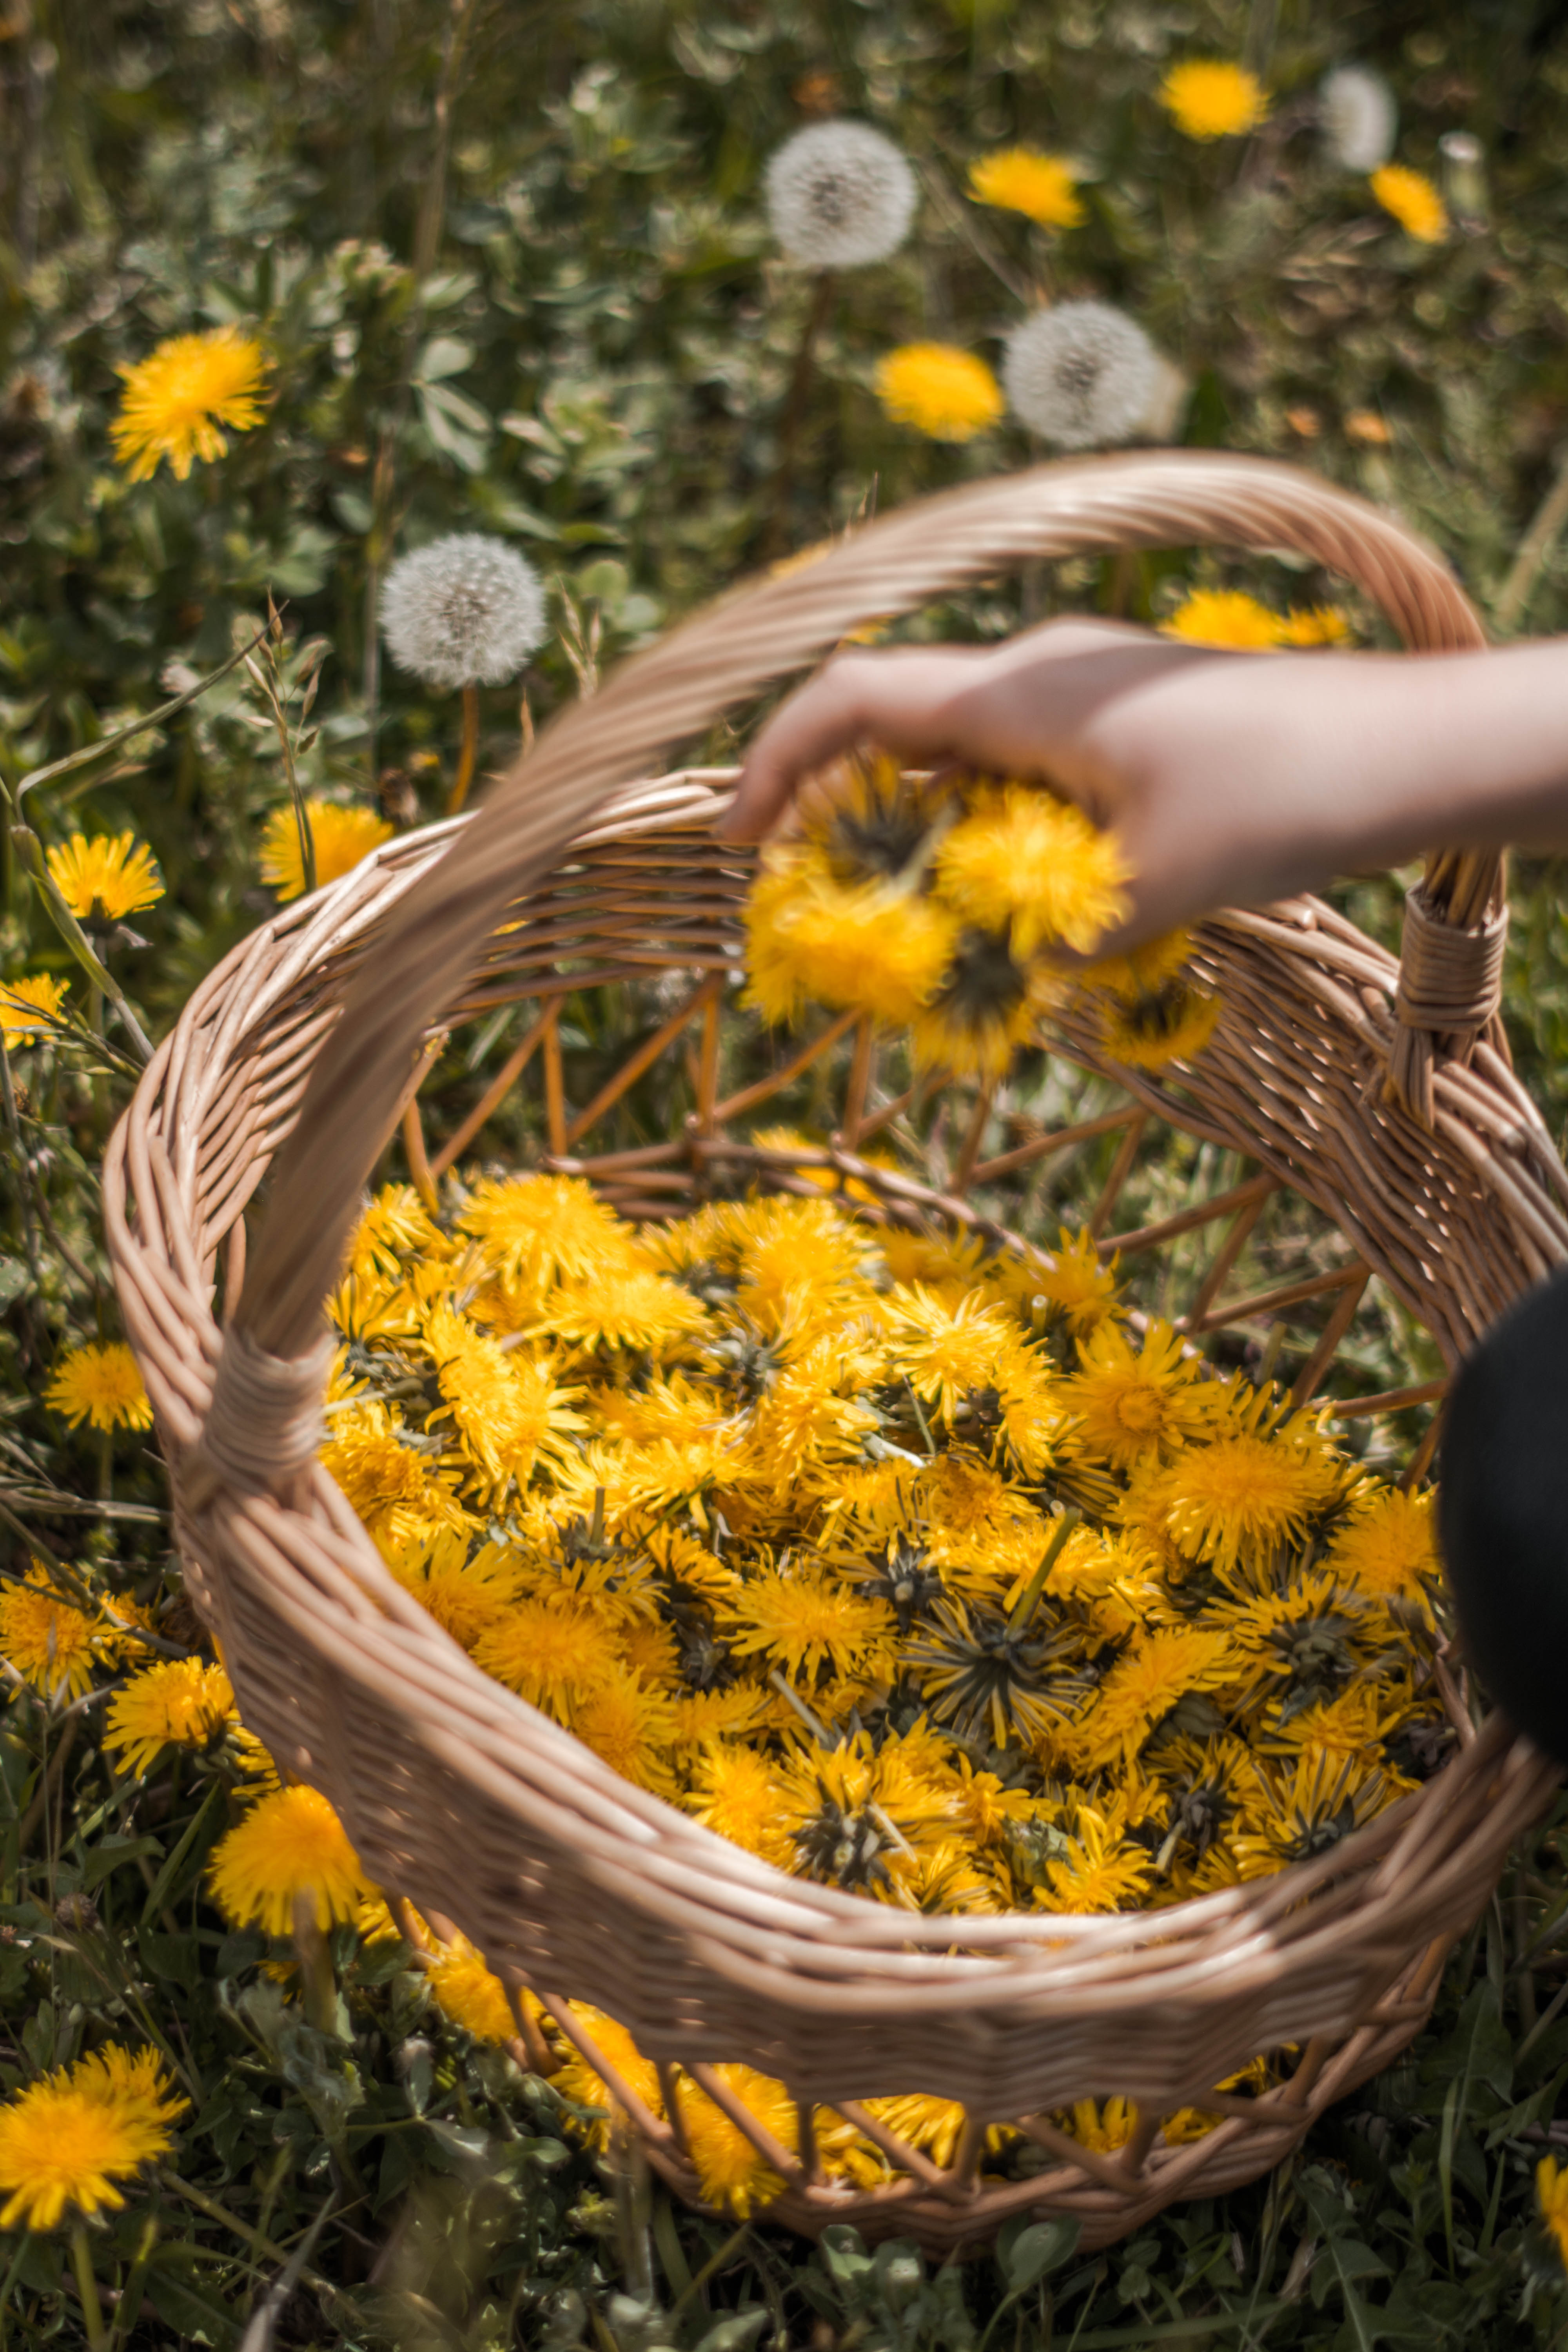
[{"x1": 1440, "y1": 1264, "x2": 1568, "y2": 1764}]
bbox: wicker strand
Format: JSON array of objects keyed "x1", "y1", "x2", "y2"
[{"x1": 1390, "y1": 884, "x2": 1510, "y2": 1125}]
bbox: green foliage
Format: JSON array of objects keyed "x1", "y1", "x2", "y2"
[{"x1": 4, "y1": 0, "x2": 1568, "y2": 2343}]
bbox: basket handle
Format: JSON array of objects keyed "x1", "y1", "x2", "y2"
[{"x1": 207, "y1": 450, "x2": 1490, "y2": 1490}]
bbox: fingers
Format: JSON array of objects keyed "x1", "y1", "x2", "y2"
[{"x1": 719, "y1": 646, "x2": 988, "y2": 842}]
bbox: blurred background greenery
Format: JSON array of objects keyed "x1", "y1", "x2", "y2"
[{"x1": 7, "y1": 0, "x2": 1568, "y2": 2344}]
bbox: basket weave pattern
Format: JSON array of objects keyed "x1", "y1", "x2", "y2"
[{"x1": 108, "y1": 456, "x2": 1564, "y2": 2252}]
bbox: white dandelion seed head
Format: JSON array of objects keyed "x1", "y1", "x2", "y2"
[
  {"x1": 381, "y1": 533, "x2": 547, "y2": 690},
  {"x1": 1002, "y1": 302, "x2": 1161, "y2": 451},
  {"x1": 764, "y1": 120, "x2": 917, "y2": 269},
  {"x1": 1319, "y1": 65, "x2": 1397, "y2": 173}
]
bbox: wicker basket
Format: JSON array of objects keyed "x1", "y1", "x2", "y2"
[{"x1": 108, "y1": 454, "x2": 1566, "y2": 2257}]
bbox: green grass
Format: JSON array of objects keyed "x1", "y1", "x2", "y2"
[{"x1": 5, "y1": 0, "x2": 1568, "y2": 2341}]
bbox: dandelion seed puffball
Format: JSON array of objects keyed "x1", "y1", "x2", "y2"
[
  {"x1": 1320, "y1": 65, "x2": 1397, "y2": 173},
  {"x1": 1002, "y1": 302, "x2": 1161, "y2": 451},
  {"x1": 382, "y1": 533, "x2": 546, "y2": 691},
  {"x1": 765, "y1": 120, "x2": 917, "y2": 269}
]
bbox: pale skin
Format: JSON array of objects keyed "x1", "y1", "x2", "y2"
[{"x1": 718, "y1": 621, "x2": 1568, "y2": 947}]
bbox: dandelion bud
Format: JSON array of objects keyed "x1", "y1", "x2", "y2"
[
  {"x1": 1002, "y1": 301, "x2": 1161, "y2": 451},
  {"x1": 1319, "y1": 65, "x2": 1397, "y2": 173},
  {"x1": 764, "y1": 120, "x2": 917, "y2": 269},
  {"x1": 381, "y1": 532, "x2": 546, "y2": 691}
]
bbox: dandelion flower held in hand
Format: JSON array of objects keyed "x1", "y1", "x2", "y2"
[
  {"x1": 934, "y1": 784, "x2": 1130, "y2": 957},
  {"x1": 968, "y1": 148, "x2": 1083, "y2": 229},
  {"x1": 1370, "y1": 163, "x2": 1448, "y2": 243},
  {"x1": 875, "y1": 344, "x2": 1003, "y2": 443},
  {"x1": 381, "y1": 533, "x2": 546, "y2": 691},
  {"x1": 764, "y1": 120, "x2": 916, "y2": 268},
  {"x1": 1320, "y1": 65, "x2": 1397, "y2": 172},
  {"x1": 259, "y1": 800, "x2": 393, "y2": 902},
  {"x1": 105, "y1": 1659, "x2": 234, "y2": 1776},
  {"x1": 1003, "y1": 303, "x2": 1160, "y2": 451},
  {"x1": 744, "y1": 850, "x2": 955, "y2": 1027},
  {"x1": 0, "y1": 2044, "x2": 185, "y2": 2230},
  {"x1": 208, "y1": 1782, "x2": 370, "y2": 1937},
  {"x1": 0, "y1": 974, "x2": 69, "y2": 1049},
  {"x1": 1159, "y1": 60, "x2": 1269, "y2": 141},
  {"x1": 45, "y1": 832, "x2": 163, "y2": 922},
  {"x1": 110, "y1": 325, "x2": 268, "y2": 482},
  {"x1": 46, "y1": 1342, "x2": 153, "y2": 1432}
]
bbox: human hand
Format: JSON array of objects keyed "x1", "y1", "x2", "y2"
[{"x1": 719, "y1": 618, "x2": 1443, "y2": 950}]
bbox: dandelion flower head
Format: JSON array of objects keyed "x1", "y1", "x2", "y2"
[
  {"x1": 382, "y1": 532, "x2": 547, "y2": 691},
  {"x1": 1537, "y1": 2154, "x2": 1568, "y2": 2273},
  {"x1": 45, "y1": 832, "x2": 163, "y2": 922},
  {"x1": 105, "y1": 1658, "x2": 234, "y2": 1777},
  {"x1": 934, "y1": 784, "x2": 1130, "y2": 958},
  {"x1": 425, "y1": 1933, "x2": 520, "y2": 2045},
  {"x1": 111, "y1": 324, "x2": 268, "y2": 482},
  {"x1": 1003, "y1": 301, "x2": 1160, "y2": 450},
  {"x1": 1159, "y1": 60, "x2": 1269, "y2": 141},
  {"x1": 46, "y1": 1342, "x2": 153, "y2": 1433},
  {"x1": 1370, "y1": 162, "x2": 1448, "y2": 243},
  {"x1": 1320, "y1": 65, "x2": 1397, "y2": 172},
  {"x1": 875, "y1": 343, "x2": 1003, "y2": 443},
  {"x1": 0, "y1": 974, "x2": 69, "y2": 1049},
  {"x1": 676, "y1": 2065, "x2": 797, "y2": 2217},
  {"x1": 259, "y1": 800, "x2": 393, "y2": 902},
  {"x1": 208, "y1": 1782, "x2": 370, "y2": 1937},
  {"x1": 0, "y1": 2043, "x2": 185, "y2": 2230},
  {"x1": 764, "y1": 119, "x2": 917, "y2": 268},
  {"x1": 744, "y1": 849, "x2": 955, "y2": 1028},
  {"x1": 0, "y1": 1567, "x2": 103, "y2": 1700},
  {"x1": 968, "y1": 148, "x2": 1083, "y2": 229}
]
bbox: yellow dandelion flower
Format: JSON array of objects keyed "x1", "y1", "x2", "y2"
[
  {"x1": 554, "y1": 2008, "x2": 663, "y2": 2146},
  {"x1": 743, "y1": 847, "x2": 956, "y2": 1028},
  {"x1": 968, "y1": 147, "x2": 1084, "y2": 229},
  {"x1": 323, "y1": 1403, "x2": 472, "y2": 1550},
  {"x1": 111, "y1": 324, "x2": 267, "y2": 481},
  {"x1": 1042, "y1": 1805, "x2": 1155, "y2": 1913},
  {"x1": 933, "y1": 783, "x2": 1131, "y2": 959},
  {"x1": 572, "y1": 1667, "x2": 679, "y2": 1793},
  {"x1": 258, "y1": 800, "x2": 394, "y2": 902},
  {"x1": 1069, "y1": 1624, "x2": 1235, "y2": 1773},
  {"x1": 425, "y1": 1934, "x2": 521, "y2": 2045},
  {"x1": 422, "y1": 1309, "x2": 586, "y2": 1490},
  {"x1": 862, "y1": 2093, "x2": 1009, "y2": 2168},
  {"x1": 1011, "y1": 1227, "x2": 1120, "y2": 1338},
  {"x1": 0, "y1": 1568, "x2": 103, "y2": 1699},
  {"x1": 1067, "y1": 1319, "x2": 1208, "y2": 1472},
  {"x1": 1537, "y1": 2155, "x2": 1568, "y2": 2273},
  {"x1": 104, "y1": 1659, "x2": 234, "y2": 1776},
  {"x1": 676, "y1": 2065, "x2": 795, "y2": 2218},
  {"x1": 1323, "y1": 1486, "x2": 1438, "y2": 1601},
  {"x1": 1063, "y1": 2095, "x2": 1135, "y2": 2153},
  {"x1": 45, "y1": 831, "x2": 163, "y2": 922},
  {"x1": 1231, "y1": 1751, "x2": 1388, "y2": 1878},
  {"x1": 1159, "y1": 60, "x2": 1268, "y2": 141},
  {"x1": 1275, "y1": 604, "x2": 1352, "y2": 647},
  {"x1": 208, "y1": 1782, "x2": 370, "y2": 1937},
  {"x1": 1160, "y1": 588, "x2": 1284, "y2": 650},
  {"x1": 470, "y1": 1594, "x2": 621, "y2": 1717},
  {"x1": 0, "y1": 2043, "x2": 185, "y2": 2231},
  {"x1": 538, "y1": 1269, "x2": 708, "y2": 1356},
  {"x1": 459, "y1": 1173, "x2": 637, "y2": 1300},
  {"x1": 1097, "y1": 978, "x2": 1221, "y2": 1071},
  {"x1": 911, "y1": 922, "x2": 1058, "y2": 1080},
  {"x1": 875, "y1": 343, "x2": 1004, "y2": 443},
  {"x1": 1370, "y1": 163, "x2": 1448, "y2": 243},
  {"x1": 686, "y1": 1740, "x2": 791, "y2": 1864},
  {"x1": 45, "y1": 1342, "x2": 153, "y2": 1433},
  {"x1": 717, "y1": 1564, "x2": 895, "y2": 1689},
  {"x1": 1160, "y1": 1422, "x2": 1343, "y2": 1578},
  {"x1": 889, "y1": 1286, "x2": 1032, "y2": 1425},
  {"x1": 379, "y1": 1529, "x2": 512, "y2": 1653},
  {"x1": 0, "y1": 974, "x2": 69, "y2": 1049},
  {"x1": 1080, "y1": 928, "x2": 1194, "y2": 998}
]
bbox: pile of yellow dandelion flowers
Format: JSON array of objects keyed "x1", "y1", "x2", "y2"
[
  {"x1": 179, "y1": 1161, "x2": 1447, "y2": 2216},
  {"x1": 742, "y1": 752, "x2": 1223, "y2": 1080}
]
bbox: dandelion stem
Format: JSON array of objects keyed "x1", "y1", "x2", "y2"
[
  {"x1": 70, "y1": 2221, "x2": 108, "y2": 2352},
  {"x1": 448, "y1": 682, "x2": 481, "y2": 813},
  {"x1": 765, "y1": 268, "x2": 835, "y2": 561},
  {"x1": 1007, "y1": 1508, "x2": 1082, "y2": 1634}
]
